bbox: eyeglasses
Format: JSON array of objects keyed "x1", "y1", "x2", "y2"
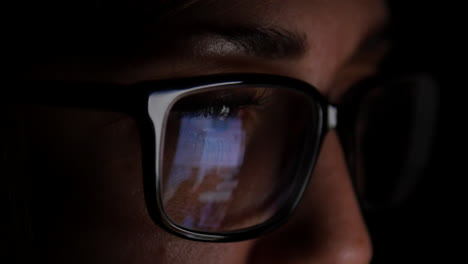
[
  {"x1": 5, "y1": 73, "x2": 437, "y2": 242},
  {"x1": 7, "y1": 74, "x2": 334, "y2": 242}
]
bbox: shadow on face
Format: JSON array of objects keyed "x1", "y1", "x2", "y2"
[{"x1": 5, "y1": 0, "x2": 389, "y2": 263}]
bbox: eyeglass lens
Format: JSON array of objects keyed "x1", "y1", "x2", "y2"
[{"x1": 159, "y1": 85, "x2": 320, "y2": 232}]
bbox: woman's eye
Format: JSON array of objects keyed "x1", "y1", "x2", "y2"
[
  {"x1": 188, "y1": 104, "x2": 239, "y2": 119},
  {"x1": 168, "y1": 88, "x2": 269, "y2": 133},
  {"x1": 173, "y1": 90, "x2": 266, "y2": 119},
  {"x1": 181, "y1": 104, "x2": 244, "y2": 133}
]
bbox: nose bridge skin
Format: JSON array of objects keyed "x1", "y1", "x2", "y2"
[{"x1": 246, "y1": 131, "x2": 372, "y2": 264}]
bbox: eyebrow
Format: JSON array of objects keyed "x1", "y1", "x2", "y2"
[{"x1": 185, "y1": 24, "x2": 308, "y2": 60}]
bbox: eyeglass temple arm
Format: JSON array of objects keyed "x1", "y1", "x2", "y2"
[{"x1": 3, "y1": 82, "x2": 143, "y2": 111}]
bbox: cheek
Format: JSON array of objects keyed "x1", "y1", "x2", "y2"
[
  {"x1": 24, "y1": 107, "x2": 254, "y2": 263},
  {"x1": 23, "y1": 108, "x2": 149, "y2": 262},
  {"x1": 29, "y1": 108, "x2": 146, "y2": 225}
]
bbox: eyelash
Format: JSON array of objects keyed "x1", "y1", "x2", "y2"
[{"x1": 174, "y1": 91, "x2": 269, "y2": 119}]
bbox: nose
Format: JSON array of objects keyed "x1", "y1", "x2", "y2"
[{"x1": 247, "y1": 131, "x2": 372, "y2": 264}]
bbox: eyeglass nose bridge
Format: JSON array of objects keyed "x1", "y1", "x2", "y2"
[{"x1": 327, "y1": 105, "x2": 338, "y2": 130}]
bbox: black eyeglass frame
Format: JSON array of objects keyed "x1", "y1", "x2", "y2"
[{"x1": 5, "y1": 73, "x2": 337, "y2": 242}]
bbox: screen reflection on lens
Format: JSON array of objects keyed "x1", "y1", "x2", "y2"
[{"x1": 159, "y1": 86, "x2": 319, "y2": 232}]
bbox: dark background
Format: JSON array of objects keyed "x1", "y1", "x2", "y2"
[{"x1": 368, "y1": 1, "x2": 463, "y2": 263}]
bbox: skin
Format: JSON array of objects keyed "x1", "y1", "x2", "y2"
[{"x1": 17, "y1": 0, "x2": 390, "y2": 263}]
